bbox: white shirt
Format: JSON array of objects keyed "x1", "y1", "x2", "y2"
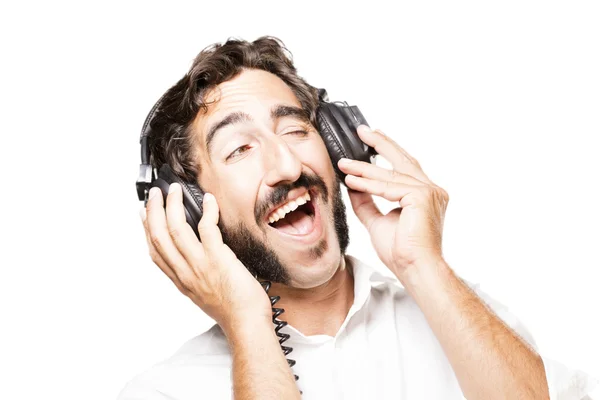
[{"x1": 118, "y1": 256, "x2": 598, "y2": 400}]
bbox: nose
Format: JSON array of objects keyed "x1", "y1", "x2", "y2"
[{"x1": 263, "y1": 137, "x2": 302, "y2": 187}]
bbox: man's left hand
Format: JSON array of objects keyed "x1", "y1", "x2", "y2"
[{"x1": 337, "y1": 125, "x2": 449, "y2": 278}]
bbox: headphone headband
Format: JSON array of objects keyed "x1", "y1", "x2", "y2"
[
  {"x1": 136, "y1": 87, "x2": 336, "y2": 203},
  {"x1": 136, "y1": 86, "x2": 375, "y2": 207}
]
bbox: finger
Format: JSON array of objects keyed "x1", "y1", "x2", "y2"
[
  {"x1": 347, "y1": 189, "x2": 383, "y2": 231},
  {"x1": 146, "y1": 186, "x2": 195, "y2": 284},
  {"x1": 338, "y1": 158, "x2": 426, "y2": 185},
  {"x1": 165, "y1": 183, "x2": 205, "y2": 265},
  {"x1": 345, "y1": 174, "x2": 422, "y2": 203},
  {"x1": 356, "y1": 125, "x2": 431, "y2": 183},
  {"x1": 197, "y1": 193, "x2": 225, "y2": 255},
  {"x1": 358, "y1": 125, "x2": 417, "y2": 165},
  {"x1": 140, "y1": 206, "x2": 187, "y2": 294}
]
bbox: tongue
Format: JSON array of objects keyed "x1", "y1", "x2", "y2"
[{"x1": 273, "y1": 208, "x2": 314, "y2": 235}]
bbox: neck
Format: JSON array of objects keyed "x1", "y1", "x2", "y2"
[{"x1": 267, "y1": 256, "x2": 355, "y2": 337}]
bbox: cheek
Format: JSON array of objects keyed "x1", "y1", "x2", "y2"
[
  {"x1": 211, "y1": 170, "x2": 262, "y2": 226},
  {"x1": 304, "y1": 139, "x2": 335, "y2": 179}
]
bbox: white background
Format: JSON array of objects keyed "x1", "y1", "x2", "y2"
[{"x1": 1, "y1": 1, "x2": 598, "y2": 399}]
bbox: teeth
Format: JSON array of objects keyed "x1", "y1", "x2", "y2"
[{"x1": 268, "y1": 191, "x2": 313, "y2": 224}]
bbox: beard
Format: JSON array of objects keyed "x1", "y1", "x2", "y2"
[{"x1": 218, "y1": 172, "x2": 349, "y2": 285}]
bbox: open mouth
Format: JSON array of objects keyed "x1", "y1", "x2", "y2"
[{"x1": 267, "y1": 190, "x2": 317, "y2": 236}]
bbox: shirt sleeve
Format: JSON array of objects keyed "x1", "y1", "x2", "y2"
[{"x1": 469, "y1": 282, "x2": 599, "y2": 400}]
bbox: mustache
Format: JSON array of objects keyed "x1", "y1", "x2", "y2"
[{"x1": 255, "y1": 172, "x2": 329, "y2": 224}]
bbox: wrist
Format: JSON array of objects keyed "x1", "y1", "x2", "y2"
[
  {"x1": 220, "y1": 312, "x2": 274, "y2": 342},
  {"x1": 396, "y1": 256, "x2": 453, "y2": 298}
]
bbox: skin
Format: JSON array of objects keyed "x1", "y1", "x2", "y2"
[
  {"x1": 195, "y1": 69, "x2": 344, "y2": 289},
  {"x1": 140, "y1": 68, "x2": 550, "y2": 399}
]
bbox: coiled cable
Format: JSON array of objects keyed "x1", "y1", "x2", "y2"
[{"x1": 260, "y1": 280, "x2": 301, "y2": 393}]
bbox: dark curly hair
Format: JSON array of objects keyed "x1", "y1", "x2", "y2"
[{"x1": 146, "y1": 36, "x2": 320, "y2": 182}]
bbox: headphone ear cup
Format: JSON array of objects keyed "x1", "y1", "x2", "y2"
[
  {"x1": 151, "y1": 164, "x2": 204, "y2": 240},
  {"x1": 316, "y1": 104, "x2": 350, "y2": 183},
  {"x1": 317, "y1": 100, "x2": 376, "y2": 185}
]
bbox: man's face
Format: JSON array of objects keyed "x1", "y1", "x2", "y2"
[{"x1": 193, "y1": 69, "x2": 348, "y2": 288}]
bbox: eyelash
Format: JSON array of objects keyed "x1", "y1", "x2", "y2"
[
  {"x1": 226, "y1": 130, "x2": 309, "y2": 160},
  {"x1": 227, "y1": 145, "x2": 251, "y2": 160},
  {"x1": 287, "y1": 130, "x2": 309, "y2": 136}
]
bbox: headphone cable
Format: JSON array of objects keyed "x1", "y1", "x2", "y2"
[{"x1": 259, "y1": 280, "x2": 301, "y2": 394}]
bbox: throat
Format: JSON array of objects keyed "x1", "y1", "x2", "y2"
[{"x1": 267, "y1": 258, "x2": 355, "y2": 337}]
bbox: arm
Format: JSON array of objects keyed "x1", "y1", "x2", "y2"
[
  {"x1": 338, "y1": 125, "x2": 551, "y2": 399},
  {"x1": 401, "y1": 257, "x2": 548, "y2": 399},
  {"x1": 142, "y1": 185, "x2": 300, "y2": 399},
  {"x1": 225, "y1": 316, "x2": 301, "y2": 400}
]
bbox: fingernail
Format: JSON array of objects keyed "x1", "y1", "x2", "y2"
[
  {"x1": 168, "y1": 183, "x2": 179, "y2": 194},
  {"x1": 358, "y1": 125, "x2": 372, "y2": 134},
  {"x1": 203, "y1": 193, "x2": 213, "y2": 202},
  {"x1": 339, "y1": 158, "x2": 352, "y2": 165},
  {"x1": 139, "y1": 207, "x2": 147, "y2": 221},
  {"x1": 149, "y1": 187, "x2": 160, "y2": 200}
]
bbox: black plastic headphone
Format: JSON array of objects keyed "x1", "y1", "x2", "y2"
[{"x1": 136, "y1": 88, "x2": 377, "y2": 239}]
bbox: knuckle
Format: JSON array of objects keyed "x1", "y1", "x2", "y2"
[
  {"x1": 440, "y1": 188, "x2": 450, "y2": 203},
  {"x1": 149, "y1": 233, "x2": 163, "y2": 252},
  {"x1": 178, "y1": 274, "x2": 198, "y2": 293},
  {"x1": 178, "y1": 287, "x2": 192, "y2": 297},
  {"x1": 380, "y1": 133, "x2": 393, "y2": 145},
  {"x1": 167, "y1": 224, "x2": 181, "y2": 240},
  {"x1": 148, "y1": 248, "x2": 159, "y2": 263},
  {"x1": 174, "y1": 281, "x2": 191, "y2": 296},
  {"x1": 383, "y1": 180, "x2": 395, "y2": 197},
  {"x1": 197, "y1": 220, "x2": 212, "y2": 234},
  {"x1": 375, "y1": 128, "x2": 388, "y2": 137}
]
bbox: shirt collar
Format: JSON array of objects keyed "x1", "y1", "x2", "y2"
[
  {"x1": 285, "y1": 254, "x2": 398, "y2": 343},
  {"x1": 343, "y1": 255, "x2": 398, "y2": 325}
]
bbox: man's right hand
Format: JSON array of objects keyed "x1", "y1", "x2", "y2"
[{"x1": 140, "y1": 183, "x2": 273, "y2": 335}]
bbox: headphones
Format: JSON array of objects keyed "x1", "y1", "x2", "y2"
[{"x1": 136, "y1": 88, "x2": 377, "y2": 240}]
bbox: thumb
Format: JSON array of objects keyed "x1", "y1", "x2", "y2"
[{"x1": 348, "y1": 189, "x2": 382, "y2": 231}]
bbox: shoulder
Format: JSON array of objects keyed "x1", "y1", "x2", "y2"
[{"x1": 117, "y1": 325, "x2": 233, "y2": 400}]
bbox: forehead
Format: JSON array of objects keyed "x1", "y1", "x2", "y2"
[{"x1": 193, "y1": 69, "x2": 303, "y2": 141}]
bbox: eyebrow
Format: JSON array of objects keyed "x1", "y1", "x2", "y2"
[{"x1": 205, "y1": 104, "x2": 311, "y2": 156}]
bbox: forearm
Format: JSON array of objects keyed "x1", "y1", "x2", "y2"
[
  {"x1": 399, "y1": 259, "x2": 549, "y2": 400},
  {"x1": 224, "y1": 317, "x2": 301, "y2": 400}
]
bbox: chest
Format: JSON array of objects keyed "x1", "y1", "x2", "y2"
[{"x1": 289, "y1": 321, "x2": 464, "y2": 400}]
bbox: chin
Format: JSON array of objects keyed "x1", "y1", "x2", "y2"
[{"x1": 282, "y1": 241, "x2": 344, "y2": 289}]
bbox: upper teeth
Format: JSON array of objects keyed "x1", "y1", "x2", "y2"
[{"x1": 268, "y1": 192, "x2": 311, "y2": 224}]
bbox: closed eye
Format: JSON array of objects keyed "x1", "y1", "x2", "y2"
[{"x1": 284, "y1": 130, "x2": 309, "y2": 136}]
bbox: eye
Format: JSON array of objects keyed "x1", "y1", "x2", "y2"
[
  {"x1": 284, "y1": 130, "x2": 309, "y2": 136},
  {"x1": 226, "y1": 144, "x2": 251, "y2": 160}
]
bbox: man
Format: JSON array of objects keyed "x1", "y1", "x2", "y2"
[{"x1": 120, "y1": 37, "x2": 596, "y2": 399}]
